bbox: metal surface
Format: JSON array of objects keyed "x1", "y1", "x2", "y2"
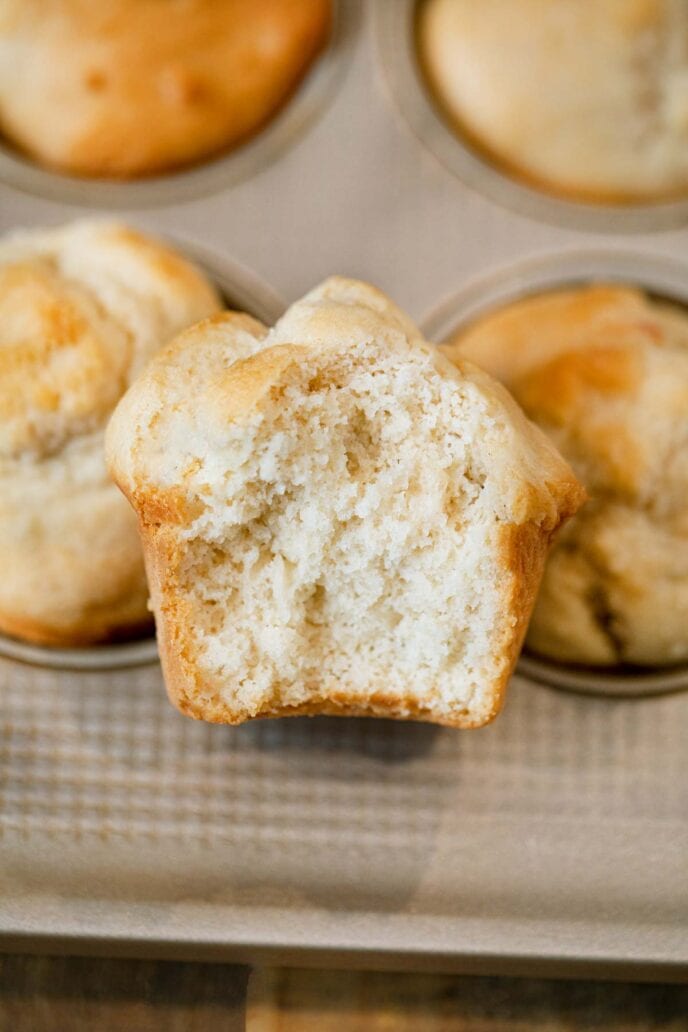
[
  {"x1": 0, "y1": 0, "x2": 687, "y2": 979},
  {"x1": 0, "y1": 636, "x2": 158, "y2": 672}
]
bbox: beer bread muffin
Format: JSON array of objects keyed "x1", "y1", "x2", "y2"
[
  {"x1": 106, "y1": 277, "x2": 583, "y2": 727},
  {"x1": 418, "y1": 0, "x2": 688, "y2": 203},
  {"x1": 0, "y1": 220, "x2": 221, "y2": 646},
  {"x1": 443, "y1": 284, "x2": 688, "y2": 666},
  {"x1": 0, "y1": 0, "x2": 331, "y2": 178}
]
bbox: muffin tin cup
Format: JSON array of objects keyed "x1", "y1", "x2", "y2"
[
  {"x1": 0, "y1": 635, "x2": 160, "y2": 672},
  {"x1": 0, "y1": 241, "x2": 284, "y2": 673},
  {"x1": 518, "y1": 653, "x2": 688, "y2": 700},
  {"x1": 421, "y1": 248, "x2": 688, "y2": 699},
  {"x1": 0, "y1": 0, "x2": 357, "y2": 209},
  {"x1": 375, "y1": 0, "x2": 688, "y2": 234}
]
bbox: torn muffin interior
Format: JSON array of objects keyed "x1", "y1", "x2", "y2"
[{"x1": 171, "y1": 338, "x2": 520, "y2": 724}]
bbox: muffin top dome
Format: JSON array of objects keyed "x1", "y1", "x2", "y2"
[
  {"x1": 418, "y1": 0, "x2": 688, "y2": 202},
  {"x1": 0, "y1": 0, "x2": 331, "y2": 178}
]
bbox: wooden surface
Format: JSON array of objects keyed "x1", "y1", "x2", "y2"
[
  {"x1": 0, "y1": 956, "x2": 248, "y2": 1031},
  {"x1": 248, "y1": 969, "x2": 688, "y2": 1031},
  {"x1": 1, "y1": 956, "x2": 688, "y2": 1031}
]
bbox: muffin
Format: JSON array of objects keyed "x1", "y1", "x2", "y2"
[
  {"x1": 106, "y1": 277, "x2": 583, "y2": 727},
  {"x1": 0, "y1": 220, "x2": 221, "y2": 646},
  {"x1": 418, "y1": 0, "x2": 688, "y2": 203},
  {"x1": 0, "y1": 0, "x2": 331, "y2": 178},
  {"x1": 442, "y1": 284, "x2": 688, "y2": 667}
]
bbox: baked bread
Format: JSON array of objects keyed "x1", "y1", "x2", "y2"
[
  {"x1": 0, "y1": 0, "x2": 331, "y2": 179},
  {"x1": 442, "y1": 284, "x2": 688, "y2": 667},
  {"x1": 418, "y1": 0, "x2": 688, "y2": 203},
  {"x1": 106, "y1": 277, "x2": 583, "y2": 727},
  {"x1": 0, "y1": 220, "x2": 221, "y2": 646}
]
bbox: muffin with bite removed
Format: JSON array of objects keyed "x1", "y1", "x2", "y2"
[{"x1": 106, "y1": 277, "x2": 583, "y2": 726}]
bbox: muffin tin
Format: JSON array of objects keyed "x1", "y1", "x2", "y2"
[{"x1": 1, "y1": 0, "x2": 687, "y2": 981}]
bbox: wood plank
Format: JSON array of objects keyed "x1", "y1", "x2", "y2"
[
  {"x1": 0, "y1": 955, "x2": 248, "y2": 1032},
  {"x1": 247, "y1": 967, "x2": 688, "y2": 1032}
]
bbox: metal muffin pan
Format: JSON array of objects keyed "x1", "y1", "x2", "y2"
[{"x1": 1, "y1": 0, "x2": 687, "y2": 980}]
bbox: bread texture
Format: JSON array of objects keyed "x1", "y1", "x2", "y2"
[
  {"x1": 107, "y1": 277, "x2": 583, "y2": 726},
  {"x1": 0, "y1": 220, "x2": 221, "y2": 646},
  {"x1": 442, "y1": 284, "x2": 688, "y2": 667},
  {"x1": 0, "y1": 0, "x2": 331, "y2": 179},
  {"x1": 418, "y1": 0, "x2": 688, "y2": 203}
]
